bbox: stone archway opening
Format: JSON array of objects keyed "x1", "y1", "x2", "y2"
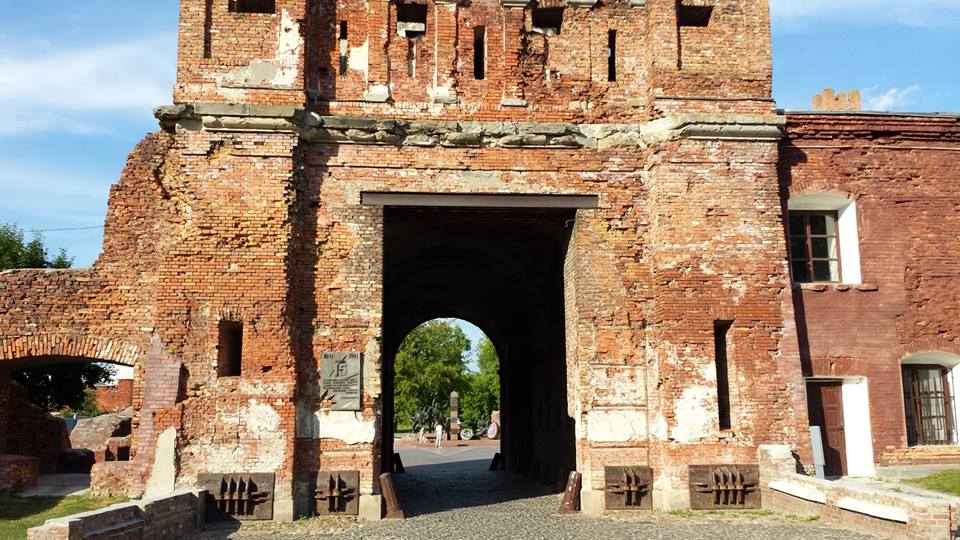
[{"x1": 380, "y1": 202, "x2": 580, "y2": 513}]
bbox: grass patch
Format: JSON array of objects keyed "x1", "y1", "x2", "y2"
[
  {"x1": 0, "y1": 494, "x2": 126, "y2": 540},
  {"x1": 785, "y1": 513, "x2": 821, "y2": 522},
  {"x1": 904, "y1": 469, "x2": 960, "y2": 496},
  {"x1": 668, "y1": 509, "x2": 696, "y2": 518}
]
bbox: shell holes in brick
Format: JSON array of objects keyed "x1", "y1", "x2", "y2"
[
  {"x1": 532, "y1": 7, "x2": 564, "y2": 36},
  {"x1": 678, "y1": 4, "x2": 713, "y2": 27},
  {"x1": 217, "y1": 320, "x2": 243, "y2": 377},
  {"x1": 229, "y1": 0, "x2": 275, "y2": 14},
  {"x1": 397, "y1": 3, "x2": 427, "y2": 38}
]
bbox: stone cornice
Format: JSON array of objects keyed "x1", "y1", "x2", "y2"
[{"x1": 155, "y1": 104, "x2": 786, "y2": 148}]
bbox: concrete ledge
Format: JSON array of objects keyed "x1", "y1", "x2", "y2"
[
  {"x1": 156, "y1": 104, "x2": 787, "y2": 148},
  {"x1": 768, "y1": 480, "x2": 827, "y2": 504},
  {"x1": 837, "y1": 496, "x2": 909, "y2": 523}
]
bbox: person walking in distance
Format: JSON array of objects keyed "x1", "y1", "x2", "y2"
[{"x1": 435, "y1": 422, "x2": 444, "y2": 449}]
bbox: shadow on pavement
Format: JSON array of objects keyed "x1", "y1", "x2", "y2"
[{"x1": 394, "y1": 457, "x2": 556, "y2": 517}]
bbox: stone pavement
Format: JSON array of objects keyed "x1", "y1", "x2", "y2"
[{"x1": 195, "y1": 446, "x2": 878, "y2": 540}]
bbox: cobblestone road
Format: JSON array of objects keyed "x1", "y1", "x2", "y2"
[{"x1": 196, "y1": 447, "x2": 877, "y2": 540}]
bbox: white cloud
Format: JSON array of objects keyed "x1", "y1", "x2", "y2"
[
  {"x1": 0, "y1": 35, "x2": 176, "y2": 134},
  {"x1": 770, "y1": 0, "x2": 960, "y2": 28},
  {"x1": 862, "y1": 85, "x2": 922, "y2": 111}
]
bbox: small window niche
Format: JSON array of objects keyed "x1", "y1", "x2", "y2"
[
  {"x1": 678, "y1": 4, "x2": 713, "y2": 27},
  {"x1": 397, "y1": 3, "x2": 427, "y2": 38},
  {"x1": 217, "y1": 321, "x2": 243, "y2": 377},
  {"x1": 339, "y1": 21, "x2": 349, "y2": 76},
  {"x1": 229, "y1": 0, "x2": 276, "y2": 14},
  {"x1": 607, "y1": 30, "x2": 617, "y2": 82},
  {"x1": 714, "y1": 321, "x2": 733, "y2": 431},
  {"x1": 531, "y1": 7, "x2": 564, "y2": 36}
]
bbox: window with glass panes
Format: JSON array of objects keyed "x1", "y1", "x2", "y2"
[
  {"x1": 902, "y1": 365, "x2": 955, "y2": 446},
  {"x1": 788, "y1": 211, "x2": 841, "y2": 283}
]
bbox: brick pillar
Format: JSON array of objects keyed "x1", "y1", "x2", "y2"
[
  {"x1": 430, "y1": 0, "x2": 459, "y2": 103},
  {"x1": 499, "y1": 0, "x2": 529, "y2": 106},
  {"x1": 130, "y1": 337, "x2": 183, "y2": 496},
  {"x1": 646, "y1": 0, "x2": 679, "y2": 71},
  {"x1": 365, "y1": 0, "x2": 392, "y2": 102}
]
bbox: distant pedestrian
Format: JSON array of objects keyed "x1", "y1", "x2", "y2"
[
  {"x1": 435, "y1": 422, "x2": 444, "y2": 448},
  {"x1": 417, "y1": 426, "x2": 426, "y2": 444}
]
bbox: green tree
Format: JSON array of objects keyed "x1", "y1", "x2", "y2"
[
  {"x1": 460, "y1": 336, "x2": 500, "y2": 431},
  {"x1": 1, "y1": 223, "x2": 110, "y2": 412},
  {"x1": 0, "y1": 224, "x2": 72, "y2": 271},
  {"x1": 393, "y1": 320, "x2": 470, "y2": 429},
  {"x1": 15, "y1": 366, "x2": 113, "y2": 412}
]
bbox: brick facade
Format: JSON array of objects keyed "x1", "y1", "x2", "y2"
[{"x1": 0, "y1": 0, "x2": 957, "y2": 521}]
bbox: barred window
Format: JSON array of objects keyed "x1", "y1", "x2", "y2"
[{"x1": 903, "y1": 365, "x2": 955, "y2": 446}]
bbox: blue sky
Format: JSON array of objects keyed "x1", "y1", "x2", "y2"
[{"x1": 0, "y1": 1, "x2": 957, "y2": 271}]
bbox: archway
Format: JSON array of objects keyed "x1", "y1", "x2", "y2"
[
  {"x1": 381, "y1": 204, "x2": 578, "y2": 510},
  {"x1": 0, "y1": 338, "x2": 141, "y2": 494}
]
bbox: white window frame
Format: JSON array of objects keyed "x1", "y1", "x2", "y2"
[{"x1": 788, "y1": 194, "x2": 862, "y2": 284}]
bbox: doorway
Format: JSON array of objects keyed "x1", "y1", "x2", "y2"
[
  {"x1": 807, "y1": 380, "x2": 847, "y2": 477},
  {"x1": 378, "y1": 200, "x2": 582, "y2": 502}
]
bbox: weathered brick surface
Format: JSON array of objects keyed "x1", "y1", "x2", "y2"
[
  {"x1": 95, "y1": 379, "x2": 134, "y2": 413},
  {"x1": 780, "y1": 113, "x2": 960, "y2": 464},
  {"x1": 4, "y1": 382, "x2": 70, "y2": 473},
  {"x1": 0, "y1": 0, "x2": 957, "y2": 522},
  {"x1": 0, "y1": 454, "x2": 40, "y2": 491},
  {"x1": 26, "y1": 490, "x2": 206, "y2": 540}
]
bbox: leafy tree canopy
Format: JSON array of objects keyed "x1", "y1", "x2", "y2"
[
  {"x1": 0, "y1": 224, "x2": 72, "y2": 271},
  {"x1": 14, "y1": 365, "x2": 113, "y2": 412},
  {"x1": 460, "y1": 336, "x2": 500, "y2": 431},
  {"x1": 393, "y1": 320, "x2": 470, "y2": 429},
  {"x1": 393, "y1": 320, "x2": 501, "y2": 435},
  {"x1": 2, "y1": 223, "x2": 109, "y2": 412}
]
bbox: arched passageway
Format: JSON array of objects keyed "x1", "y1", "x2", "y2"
[{"x1": 381, "y1": 205, "x2": 577, "y2": 497}]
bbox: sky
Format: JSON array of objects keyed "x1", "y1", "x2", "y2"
[{"x1": 0, "y1": 1, "x2": 957, "y2": 315}]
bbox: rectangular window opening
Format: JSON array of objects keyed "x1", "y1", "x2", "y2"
[
  {"x1": 532, "y1": 7, "x2": 564, "y2": 36},
  {"x1": 607, "y1": 30, "x2": 617, "y2": 82},
  {"x1": 397, "y1": 3, "x2": 427, "y2": 38},
  {"x1": 678, "y1": 4, "x2": 713, "y2": 27},
  {"x1": 788, "y1": 211, "x2": 841, "y2": 283},
  {"x1": 473, "y1": 26, "x2": 486, "y2": 80},
  {"x1": 715, "y1": 321, "x2": 733, "y2": 430},
  {"x1": 203, "y1": 0, "x2": 214, "y2": 58},
  {"x1": 339, "y1": 21, "x2": 349, "y2": 76},
  {"x1": 407, "y1": 40, "x2": 417, "y2": 77},
  {"x1": 229, "y1": 0, "x2": 276, "y2": 14},
  {"x1": 217, "y1": 321, "x2": 243, "y2": 377}
]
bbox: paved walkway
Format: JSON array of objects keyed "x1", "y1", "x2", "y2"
[
  {"x1": 20, "y1": 473, "x2": 90, "y2": 497},
  {"x1": 196, "y1": 447, "x2": 877, "y2": 540}
]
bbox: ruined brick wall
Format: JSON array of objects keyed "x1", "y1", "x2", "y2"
[
  {"x1": 0, "y1": 0, "x2": 812, "y2": 516},
  {"x1": 780, "y1": 113, "x2": 960, "y2": 462},
  {"x1": 178, "y1": 0, "x2": 773, "y2": 119},
  {"x1": 641, "y1": 135, "x2": 805, "y2": 506},
  {"x1": 0, "y1": 455, "x2": 39, "y2": 491},
  {"x1": 4, "y1": 383, "x2": 71, "y2": 474},
  {"x1": 95, "y1": 379, "x2": 134, "y2": 413}
]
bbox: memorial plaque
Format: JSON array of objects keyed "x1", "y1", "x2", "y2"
[{"x1": 321, "y1": 352, "x2": 362, "y2": 411}]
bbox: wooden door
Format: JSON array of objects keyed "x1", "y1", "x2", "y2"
[{"x1": 807, "y1": 381, "x2": 847, "y2": 477}]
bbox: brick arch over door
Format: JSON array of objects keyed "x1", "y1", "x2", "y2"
[{"x1": 0, "y1": 335, "x2": 142, "y2": 367}]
